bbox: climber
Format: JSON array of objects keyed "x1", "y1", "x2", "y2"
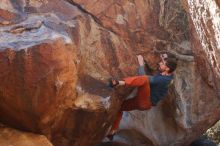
[{"x1": 107, "y1": 54, "x2": 177, "y2": 140}]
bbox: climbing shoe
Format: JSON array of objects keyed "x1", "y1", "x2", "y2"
[{"x1": 106, "y1": 133, "x2": 115, "y2": 141}]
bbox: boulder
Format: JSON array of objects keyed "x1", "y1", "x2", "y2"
[
  {"x1": 0, "y1": 1, "x2": 135, "y2": 146},
  {"x1": 0, "y1": 0, "x2": 220, "y2": 146},
  {"x1": 0, "y1": 124, "x2": 53, "y2": 146}
]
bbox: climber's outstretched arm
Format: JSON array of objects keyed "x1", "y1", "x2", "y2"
[{"x1": 137, "y1": 55, "x2": 147, "y2": 75}]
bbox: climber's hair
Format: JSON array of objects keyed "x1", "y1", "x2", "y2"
[{"x1": 166, "y1": 58, "x2": 177, "y2": 73}]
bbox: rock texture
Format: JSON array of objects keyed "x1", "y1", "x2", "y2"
[
  {"x1": 0, "y1": 0, "x2": 220, "y2": 146},
  {"x1": 0, "y1": 1, "x2": 136, "y2": 146},
  {"x1": 184, "y1": 0, "x2": 220, "y2": 97},
  {"x1": 0, "y1": 124, "x2": 53, "y2": 146},
  {"x1": 184, "y1": 1, "x2": 220, "y2": 143},
  {"x1": 206, "y1": 121, "x2": 220, "y2": 145},
  {"x1": 116, "y1": 60, "x2": 220, "y2": 146},
  {"x1": 114, "y1": 1, "x2": 220, "y2": 146},
  {"x1": 71, "y1": 0, "x2": 190, "y2": 67}
]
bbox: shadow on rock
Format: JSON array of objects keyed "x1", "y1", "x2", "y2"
[
  {"x1": 189, "y1": 136, "x2": 217, "y2": 146},
  {"x1": 97, "y1": 141, "x2": 128, "y2": 146}
]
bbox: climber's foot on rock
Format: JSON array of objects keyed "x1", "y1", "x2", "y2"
[{"x1": 106, "y1": 130, "x2": 117, "y2": 141}]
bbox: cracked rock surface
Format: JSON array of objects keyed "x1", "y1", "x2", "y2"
[
  {"x1": 0, "y1": 0, "x2": 220, "y2": 146},
  {"x1": 0, "y1": 124, "x2": 53, "y2": 146}
]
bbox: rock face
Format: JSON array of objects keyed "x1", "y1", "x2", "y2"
[
  {"x1": 184, "y1": 0, "x2": 220, "y2": 97},
  {"x1": 113, "y1": 0, "x2": 220, "y2": 145},
  {"x1": 0, "y1": 0, "x2": 220, "y2": 146},
  {"x1": 71, "y1": 0, "x2": 190, "y2": 66},
  {"x1": 0, "y1": 1, "x2": 136, "y2": 146},
  {"x1": 183, "y1": 0, "x2": 220, "y2": 143},
  {"x1": 0, "y1": 124, "x2": 53, "y2": 146},
  {"x1": 206, "y1": 121, "x2": 220, "y2": 145},
  {"x1": 117, "y1": 61, "x2": 220, "y2": 146}
]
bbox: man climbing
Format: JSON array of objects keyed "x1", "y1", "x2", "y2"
[{"x1": 107, "y1": 54, "x2": 177, "y2": 140}]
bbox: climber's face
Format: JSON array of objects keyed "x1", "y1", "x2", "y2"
[
  {"x1": 158, "y1": 53, "x2": 169, "y2": 72},
  {"x1": 158, "y1": 59, "x2": 170, "y2": 73}
]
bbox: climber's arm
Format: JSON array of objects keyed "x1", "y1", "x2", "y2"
[
  {"x1": 137, "y1": 55, "x2": 153, "y2": 76},
  {"x1": 138, "y1": 65, "x2": 146, "y2": 75},
  {"x1": 137, "y1": 55, "x2": 147, "y2": 75}
]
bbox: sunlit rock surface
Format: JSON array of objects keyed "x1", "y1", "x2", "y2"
[
  {"x1": 71, "y1": 0, "x2": 190, "y2": 67},
  {"x1": 116, "y1": 60, "x2": 220, "y2": 146},
  {"x1": 206, "y1": 121, "x2": 220, "y2": 145},
  {"x1": 0, "y1": 124, "x2": 53, "y2": 146},
  {"x1": 184, "y1": 0, "x2": 220, "y2": 96},
  {"x1": 0, "y1": 1, "x2": 136, "y2": 146},
  {"x1": 117, "y1": 1, "x2": 220, "y2": 146},
  {"x1": 0, "y1": 0, "x2": 220, "y2": 146}
]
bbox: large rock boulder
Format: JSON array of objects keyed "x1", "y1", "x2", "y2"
[
  {"x1": 114, "y1": 0, "x2": 220, "y2": 146},
  {"x1": 206, "y1": 121, "x2": 220, "y2": 145},
  {"x1": 0, "y1": 124, "x2": 53, "y2": 146},
  {"x1": 0, "y1": 0, "x2": 220, "y2": 146},
  {"x1": 183, "y1": 0, "x2": 220, "y2": 97},
  {"x1": 84, "y1": 0, "x2": 220, "y2": 146},
  {"x1": 71, "y1": 0, "x2": 190, "y2": 66},
  {"x1": 0, "y1": 1, "x2": 136, "y2": 146}
]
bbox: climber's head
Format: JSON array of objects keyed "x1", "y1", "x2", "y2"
[
  {"x1": 158, "y1": 54, "x2": 177, "y2": 73},
  {"x1": 165, "y1": 58, "x2": 178, "y2": 73}
]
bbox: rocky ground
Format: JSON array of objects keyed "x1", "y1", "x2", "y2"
[{"x1": 205, "y1": 121, "x2": 220, "y2": 145}]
